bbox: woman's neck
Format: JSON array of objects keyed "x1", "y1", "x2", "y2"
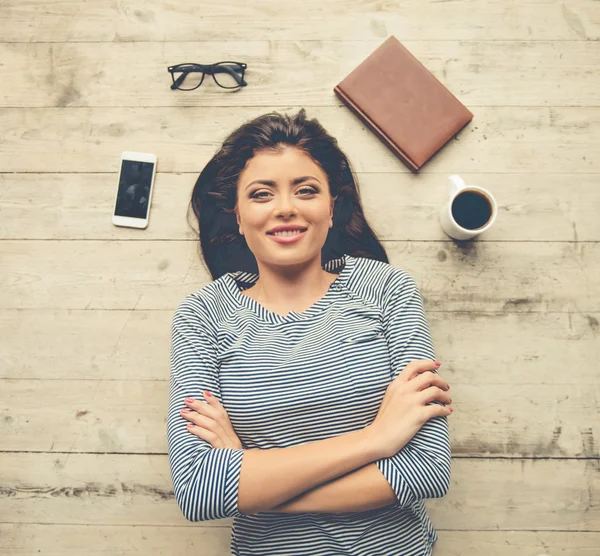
[{"x1": 244, "y1": 270, "x2": 339, "y2": 316}]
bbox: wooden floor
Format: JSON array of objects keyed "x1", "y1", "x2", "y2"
[{"x1": 1, "y1": 1, "x2": 599, "y2": 554}]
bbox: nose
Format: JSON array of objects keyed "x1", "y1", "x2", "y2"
[{"x1": 273, "y1": 192, "x2": 297, "y2": 215}]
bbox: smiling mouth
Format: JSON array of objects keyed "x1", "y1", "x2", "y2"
[{"x1": 266, "y1": 228, "x2": 308, "y2": 236}]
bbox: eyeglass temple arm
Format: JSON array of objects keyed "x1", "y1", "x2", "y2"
[{"x1": 170, "y1": 72, "x2": 189, "y2": 90}]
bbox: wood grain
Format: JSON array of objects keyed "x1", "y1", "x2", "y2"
[
  {"x1": 2, "y1": 454, "x2": 598, "y2": 530},
  {"x1": 1, "y1": 241, "x2": 598, "y2": 311},
  {"x1": 1, "y1": 377, "x2": 599, "y2": 457},
  {"x1": 1, "y1": 41, "x2": 598, "y2": 107},
  {"x1": 0, "y1": 107, "x2": 598, "y2": 173},
  {"x1": 2, "y1": 525, "x2": 600, "y2": 556},
  {"x1": 0, "y1": 0, "x2": 597, "y2": 42},
  {"x1": 1, "y1": 310, "x2": 597, "y2": 383},
  {"x1": 2, "y1": 173, "x2": 599, "y2": 241}
]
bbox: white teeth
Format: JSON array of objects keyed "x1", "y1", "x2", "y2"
[{"x1": 272, "y1": 229, "x2": 304, "y2": 237}]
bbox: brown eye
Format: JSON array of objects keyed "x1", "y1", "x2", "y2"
[
  {"x1": 250, "y1": 187, "x2": 317, "y2": 199},
  {"x1": 250, "y1": 191, "x2": 270, "y2": 199}
]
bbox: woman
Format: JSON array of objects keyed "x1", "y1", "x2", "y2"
[{"x1": 166, "y1": 108, "x2": 453, "y2": 555}]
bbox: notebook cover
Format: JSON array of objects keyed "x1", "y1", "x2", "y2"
[{"x1": 334, "y1": 35, "x2": 474, "y2": 173}]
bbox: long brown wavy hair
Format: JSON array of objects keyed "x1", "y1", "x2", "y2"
[{"x1": 188, "y1": 108, "x2": 389, "y2": 281}]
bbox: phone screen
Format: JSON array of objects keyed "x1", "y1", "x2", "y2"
[{"x1": 114, "y1": 159, "x2": 155, "y2": 219}]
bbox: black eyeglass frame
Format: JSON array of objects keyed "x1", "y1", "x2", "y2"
[{"x1": 167, "y1": 61, "x2": 248, "y2": 91}]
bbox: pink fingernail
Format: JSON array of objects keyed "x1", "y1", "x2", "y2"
[
  {"x1": 204, "y1": 390, "x2": 212, "y2": 398},
  {"x1": 185, "y1": 398, "x2": 194, "y2": 404}
]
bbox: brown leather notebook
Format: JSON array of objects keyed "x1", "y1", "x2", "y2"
[{"x1": 334, "y1": 35, "x2": 474, "y2": 173}]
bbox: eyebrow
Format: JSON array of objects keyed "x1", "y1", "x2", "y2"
[{"x1": 245, "y1": 176, "x2": 321, "y2": 191}]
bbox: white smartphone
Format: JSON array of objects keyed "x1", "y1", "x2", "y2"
[{"x1": 112, "y1": 151, "x2": 157, "y2": 229}]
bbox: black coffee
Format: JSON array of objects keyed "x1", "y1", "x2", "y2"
[{"x1": 451, "y1": 190, "x2": 493, "y2": 230}]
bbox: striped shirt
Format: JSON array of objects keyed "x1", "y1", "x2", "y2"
[{"x1": 167, "y1": 253, "x2": 451, "y2": 556}]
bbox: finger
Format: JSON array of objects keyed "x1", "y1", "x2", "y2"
[
  {"x1": 423, "y1": 401, "x2": 454, "y2": 421},
  {"x1": 185, "y1": 393, "x2": 226, "y2": 421},
  {"x1": 203, "y1": 390, "x2": 220, "y2": 405},
  {"x1": 180, "y1": 407, "x2": 211, "y2": 426},
  {"x1": 191, "y1": 398, "x2": 221, "y2": 421},
  {"x1": 184, "y1": 395, "x2": 226, "y2": 425},
  {"x1": 184, "y1": 410, "x2": 217, "y2": 429},
  {"x1": 186, "y1": 411, "x2": 232, "y2": 442},
  {"x1": 414, "y1": 371, "x2": 439, "y2": 390},
  {"x1": 194, "y1": 404, "x2": 240, "y2": 448},
  {"x1": 184, "y1": 396, "x2": 209, "y2": 412},
  {"x1": 202, "y1": 391, "x2": 233, "y2": 422},
  {"x1": 414, "y1": 371, "x2": 449, "y2": 392},
  {"x1": 186, "y1": 423, "x2": 224, "y2": 448},
  {"x1": 203, "y1": 390, "x2": 236, "y2": 427},
  {"x1": 184, "y1": 394, "x2": 241, "y2": 448},
  {"x1": 418, "y1": 385, "x2": 452, "y2": 406},
  {"x1": 397, "y1": 360, "x2": 441, "y2": 382}
]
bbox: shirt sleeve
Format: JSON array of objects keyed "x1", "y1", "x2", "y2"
[
  {"x1": 166, "y1": 296, "x2": 246, "y2": 521},
  {"x1": 375, "y1": 271, "x2": 452, "y2": 507}
]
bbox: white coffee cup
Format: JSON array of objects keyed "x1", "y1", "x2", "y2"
[{"x1": 440, "y1": 175, "x2": 497, "y2": 240}]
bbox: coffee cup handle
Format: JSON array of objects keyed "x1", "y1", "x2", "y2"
[{"x1": 448, "y1": 175, "x2": 466, "y2": 197}]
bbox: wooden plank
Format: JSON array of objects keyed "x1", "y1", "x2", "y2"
[
  {"x1": 2, "y1": 172, "x2": 599, "y2": 242},
  {"x1": 0, "y1": 310, "x2": 172, "y2": 381},
  {"x1": 1, "y1": 453, "x2": 598, "y2": 530},
  {"x1": 0, "y1": 0, "x2": 597, "y2": 42},
  {"x1": 0, "y1": 378, "x2": 600, "y2": 458},
  {"x1": 0, "y1": 524, "x2": 232, "y2": 556},
  {"x1": 2, "y1": 310, "x2": 597, "y2": 384},
  {"x1": 1, "y1": 241, "x2": 598, "y2": 311},
  {"x1": 2, "y1": 41, "x2": 599, "y2": 108},
  {"x1": 1, "y1": 377, "x2": 599, "y2": 457},
  {"x1": 2, "y1": 525, "x2": 599, "y2": 556},
  {"x1": 0, "y1": 107, "x2": 598, "y2": 173}
]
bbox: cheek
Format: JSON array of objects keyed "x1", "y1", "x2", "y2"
[
  {"x1": 239, "y1": 208, "x2": 269, "y2": 232},
  {"x1": 303, "y1": 202, "x2": 331, "y2": 222}
]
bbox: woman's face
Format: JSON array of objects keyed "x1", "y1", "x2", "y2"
[{"x1": 235, "y1": 147, "x2": 334, "y2": 266}]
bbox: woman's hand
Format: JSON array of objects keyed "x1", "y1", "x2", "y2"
[
  {"x1": 180, "y1": 391, "x2": 243, "y2": 450},
  {"x1": 366, "y1": 360, "x2": 453, "y2": 459}
]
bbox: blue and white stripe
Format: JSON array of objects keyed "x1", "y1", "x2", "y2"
[{"x1": 167, "y1": 254, "x2": 451, "y2": 555}]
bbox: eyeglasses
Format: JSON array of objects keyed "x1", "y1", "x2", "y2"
[{"x1": 167, "y1": 61, "x2": 248, "y2": 91}]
